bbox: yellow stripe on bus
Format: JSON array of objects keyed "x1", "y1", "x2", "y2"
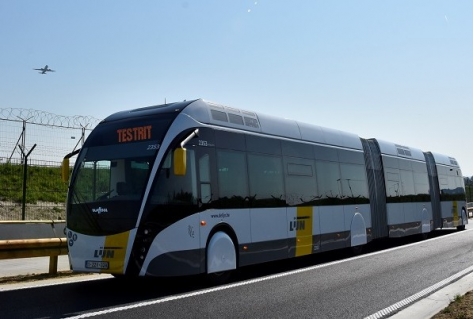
[
  {"x1": 102, "y1": 231, "x2": 130, "y2": 274},
  {"x1": 452, "y1": 201, "x2": 459, "y2": 226},
  {"x1": 295, "y1": 206, "x2": 313, "y2": 257}
]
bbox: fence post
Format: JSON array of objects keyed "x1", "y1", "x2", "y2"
[{"x1": 21, "y1": 144, "x2": 37, "y2": 220}]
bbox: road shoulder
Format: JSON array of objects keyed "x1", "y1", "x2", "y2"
[{"x1": 389, "y1": 272, "x2": 473, "y2": 319}]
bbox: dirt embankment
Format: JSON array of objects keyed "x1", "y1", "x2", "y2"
[{"x1": 0, "y1": 201, "x2": 65, "y2": 220}]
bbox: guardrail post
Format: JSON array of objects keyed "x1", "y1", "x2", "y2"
[{"x1": 49, "y1": 256, "x2": 58, "y2": 274}]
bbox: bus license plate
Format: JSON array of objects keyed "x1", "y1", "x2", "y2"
[{"x1": 85, "y1": 260, "x2": 109, "y2": 269}]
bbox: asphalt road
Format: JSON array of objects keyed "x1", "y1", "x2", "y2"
[
  {"x1": 0, "y1": 255, "x2": 71, "y2": 277},
  {"x1": 0, "y1": 226, "x2": 472, "y2": 319}
]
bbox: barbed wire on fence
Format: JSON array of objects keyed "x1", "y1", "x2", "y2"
[
  {"x1": 0, "y1": 108, "x2": 102, "y2": 129},
  {"x1": 0, "y1": 108, "x2": 103, "y2": 220},
  {"x1": 0, "y1": 108, "x2": 102, "y2": 162}
]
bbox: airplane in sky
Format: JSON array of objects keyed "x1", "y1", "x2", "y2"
[{"x1": 33, "y1": 65, "x2": 55, "y2": 74}]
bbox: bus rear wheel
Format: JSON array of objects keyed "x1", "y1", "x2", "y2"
[{"x1": 457, "y1": 209, "x2": 467, "y2": 231}]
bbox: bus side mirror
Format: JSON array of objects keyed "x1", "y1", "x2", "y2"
[
  {"x1": 174, "y1": 148, "x2": 186, "y2": 176},
  {"x1": 61, "y1": 158, "x2": 70, "y2": 182}
]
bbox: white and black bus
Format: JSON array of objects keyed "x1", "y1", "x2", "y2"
[{"x1": 62, "y1": 99, "x2": 467, "y2": 282}]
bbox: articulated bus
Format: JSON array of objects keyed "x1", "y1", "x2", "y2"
[{"x1": 61, "y1": 99, "x2": 467, "y2": 283}]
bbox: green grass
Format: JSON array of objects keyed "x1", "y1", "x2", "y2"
[{"x1": 0, "y1": 163, "x2": 68, "y2": 204}]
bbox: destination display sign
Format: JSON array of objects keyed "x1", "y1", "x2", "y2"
[
  {"x1": 116, "y1": 125, "x2": 152, "y2": 143},
  {"x1": 83, "y1": 113, "x2": 177, "y2": 149}
]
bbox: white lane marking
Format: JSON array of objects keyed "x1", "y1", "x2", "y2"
[
  {"x1": 364, "y1": 266, "x2": 473, "y2": 319},
  {"x1": 64, "y1": 229, "x2": 472, "y2": 318}
]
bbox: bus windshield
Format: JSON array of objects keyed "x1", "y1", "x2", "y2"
[
  {"x1": 66, "y1": 114, "x2": 177, "y2": 236},
  {"x1": 66, "y1": 144, "x2": 155, "y2": 235},
  {"x1": 71, "y1": 155, "x2": 152, "y2": 204}
]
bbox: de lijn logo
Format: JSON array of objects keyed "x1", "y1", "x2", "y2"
[
  {"x1": 94, "y1": 248, "x2": 116, "y2": 258},
  {"x1": 289, "y1": 217, "x2": 307, "y2": 231}
]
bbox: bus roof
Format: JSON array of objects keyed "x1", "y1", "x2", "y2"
[
  {"x1": 429, "y1": 152, "x2": 461, "y2": 168},
  {"x1": 100, "y1": 99, "x2": 460, "y2": 163},
  {"x1": 374, "y1": 138, "x2": 426, "y2": 162},
  {"x1": 182, "y1": 99, "x2": 363, "y2": 150}
]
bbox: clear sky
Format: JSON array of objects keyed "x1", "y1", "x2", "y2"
[{"x1": 1, "y1": 1, "x2": 472, "y2": 175}]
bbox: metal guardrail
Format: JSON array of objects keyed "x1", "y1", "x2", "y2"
[
  {"x1": 0, "y1": 221, "x2": 68, "y2": 275},
  {"x1": 0, "y1": 238, "x2": 68, "y2": 274}
]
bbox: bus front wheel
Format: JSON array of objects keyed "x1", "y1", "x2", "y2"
[{"x1": 206, "y1": 231, "x2": 236, "y2": 285}]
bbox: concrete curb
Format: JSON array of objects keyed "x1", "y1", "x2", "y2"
[{"x1": 389, "y1": 272, "x2": 473, "y2": 319}]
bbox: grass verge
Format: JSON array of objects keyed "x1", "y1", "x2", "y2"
[{"x1": 431, "y1": 291, "x2": 473, "y2": 319}]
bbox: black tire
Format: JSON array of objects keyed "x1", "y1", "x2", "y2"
[
  {"x1": 351, "y1": 245, "x2": 364, "y2": 256},
  {"x1": 419, "y1": 232, "x2": 429, "y2": 240},
  {"x1": 207, "y1": 270, "x2": 233, "y2": 286}
]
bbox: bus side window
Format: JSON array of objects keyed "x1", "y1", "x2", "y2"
[
  {"x1": 284, "y1": 157, "x2": 316, "y2": 206},
  {"x1": 247, "y1": 153, "x2": 285, "y2": 207},
  {"x1": 216, "y1": 150, "x2": 249, "y2": 208},
  {"x1": 199, "y1": 154, "x2": 212, "y2": 203},
  {"x1": 316, "y1": 161, "x2": 341, "y2": 201}
]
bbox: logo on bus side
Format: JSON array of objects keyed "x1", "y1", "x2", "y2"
[
  {"x1": 188, "y1": 225, "x2": 195, "y2": 238},
  {"x1": 117, "y1": 125, "x2": 152, "y2": 143},
  {"x1": 289, "y1": 217, "x2": 308, "y2": 231}
]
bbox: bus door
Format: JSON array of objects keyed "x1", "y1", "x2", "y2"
[{"x1": 194, "y1": 145, "x2": 217, "y2": 211}]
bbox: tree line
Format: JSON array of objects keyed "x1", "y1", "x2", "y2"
[{"x1": 464, "y1": 176, "x2": 473, "y2": 203}]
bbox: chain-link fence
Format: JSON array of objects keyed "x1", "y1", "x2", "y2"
[{"x1": 0, "y1": 108, "x2": 101, "y2": 220}]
